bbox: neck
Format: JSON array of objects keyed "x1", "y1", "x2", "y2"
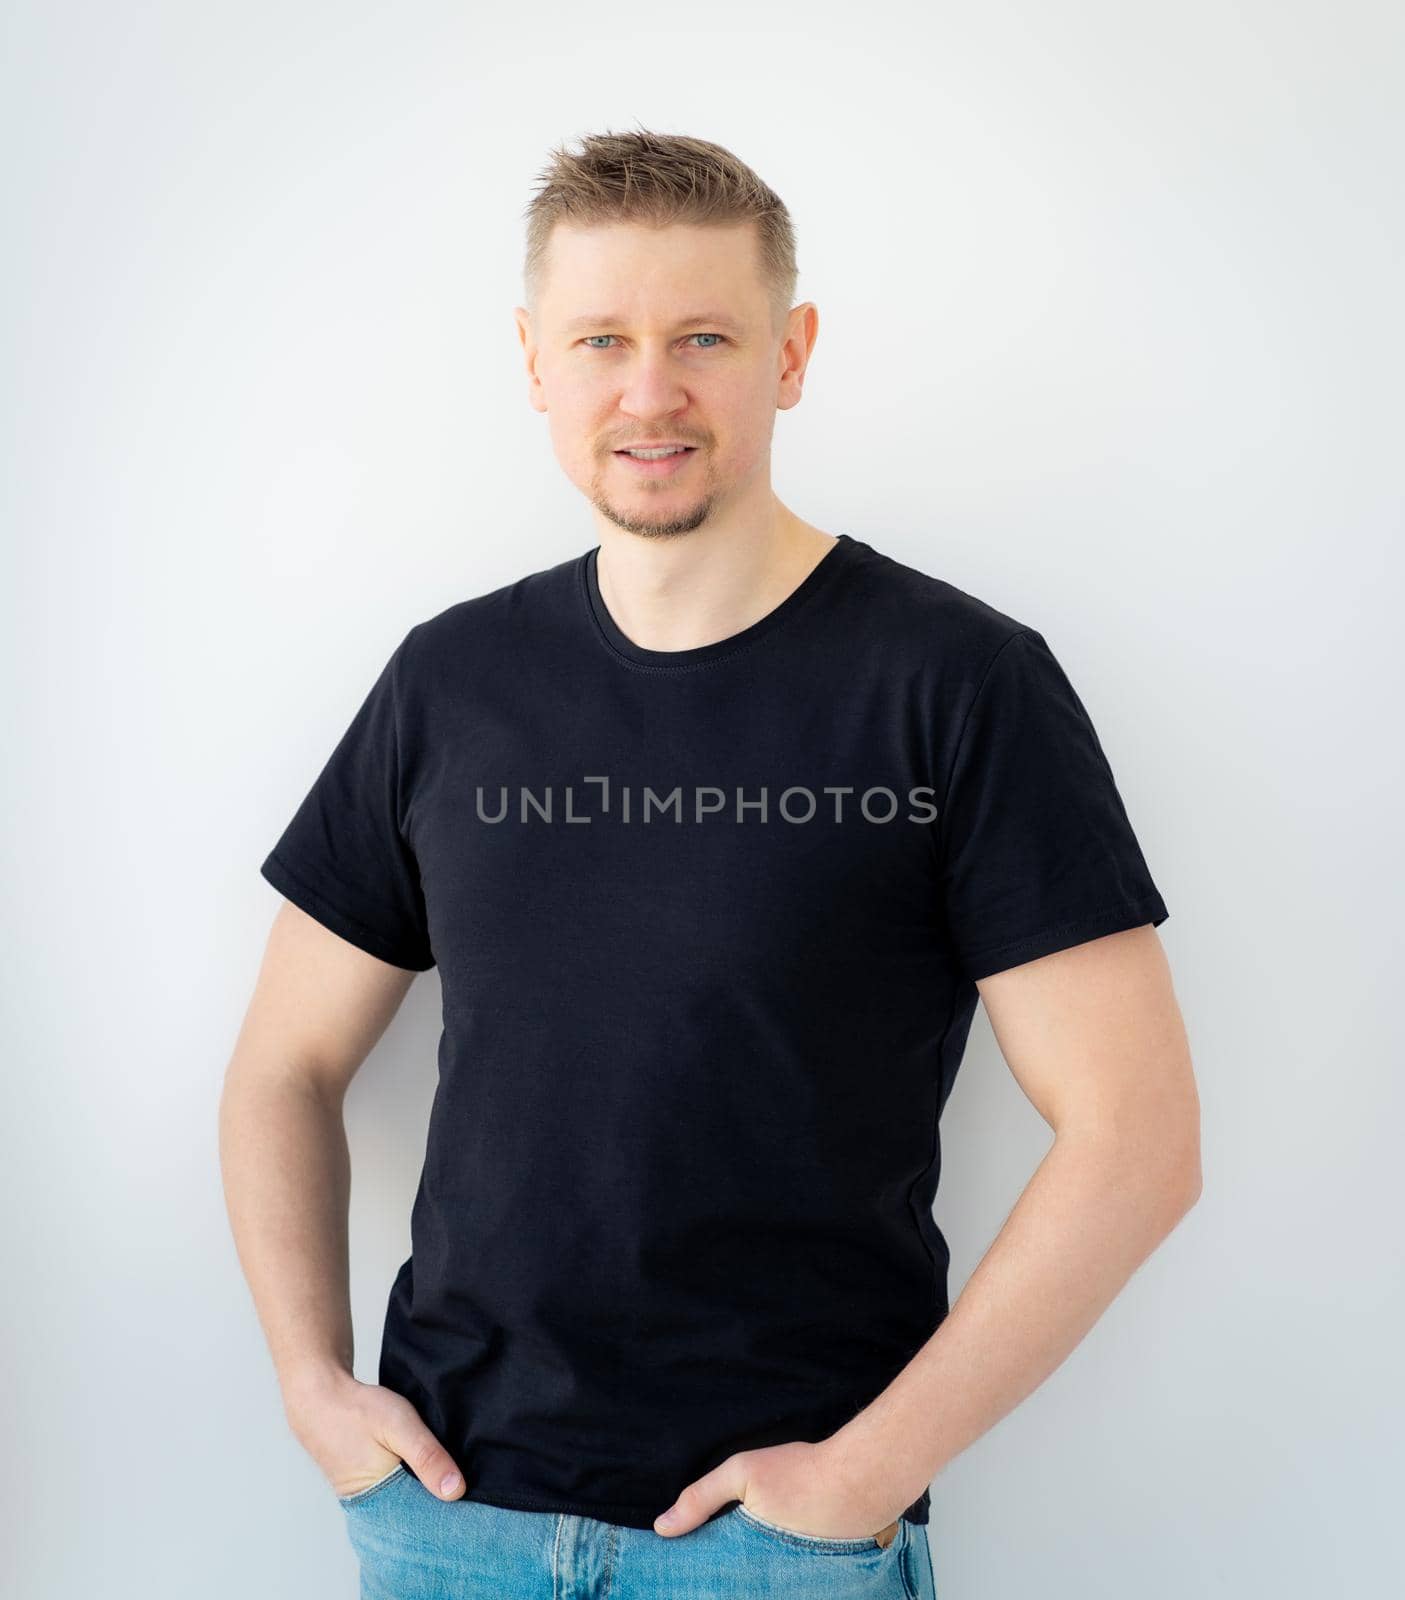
[{"x1": 593, "y1": 504, "x2": 838, "y2": 656}]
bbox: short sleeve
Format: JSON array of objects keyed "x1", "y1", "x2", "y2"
[
  {"x1": 260, "y1": 629, "x2": 435, "y2": 971},
  {"x1": 938, "y1": 629, "x2": 1169, "y2": 981}
]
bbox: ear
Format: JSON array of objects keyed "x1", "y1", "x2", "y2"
[
  {"x1": 776, "y1": 302, "x2": 819, "y2": 412},
  {"x1": 513, "y1": 307, "x2": 547, "y2": 413}
]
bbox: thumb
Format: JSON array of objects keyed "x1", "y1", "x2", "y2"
[
  {"x1": 654, "y1": 1459, "x2": 745, "y2": 1537},
  {"x1": 395, "y1": 1432, "x2": 466, "y2": 1501}
]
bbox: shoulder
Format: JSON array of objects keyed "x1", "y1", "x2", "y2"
[
  {"x1": 842, "y1": 538, "x2": 1041, "y2": 676},
  {"x1": 398, "y1": 548, "x2": 584, "y2": 673}
]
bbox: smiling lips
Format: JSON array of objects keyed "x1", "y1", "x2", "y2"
[{"x1": 614, "y1": 445, "x2": 698, "y2": 477}]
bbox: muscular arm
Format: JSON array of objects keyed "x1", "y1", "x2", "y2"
[
  {"x1": 219, "y1": 901, "x2": 468, "y2": 1499},
  {"x1": 218, "y1": 900, "x2": 417, "y2": 1407},
  {"x1": 827, "y1": 923, "x2": 1202, "y2": 1508}
]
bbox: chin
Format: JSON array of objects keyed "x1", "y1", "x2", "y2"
[{"x1": 593, "y1": 494, "x2": 714, "y2": 539}]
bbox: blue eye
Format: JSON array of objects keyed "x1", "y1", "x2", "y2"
[{"x1": 581, "y1": 334, "x2": 728, "y2": 350}]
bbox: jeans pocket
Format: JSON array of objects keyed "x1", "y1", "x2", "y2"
[
  {"x1": 336, "y1": 1462, "x2": 409, "y2": 1507},
  {"x1": 731, "y1": 1502, "x2": 899, "y2": 1554}
]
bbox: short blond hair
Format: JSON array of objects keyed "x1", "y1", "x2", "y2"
[{"x1": 522, "y1": 124, "x2": 799, "y2": 335}]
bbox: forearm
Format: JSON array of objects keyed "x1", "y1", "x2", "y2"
[
  {"x1": 827, "y1": 1130, "x2": 1198, "y2": 1507},
  {"x1": 218, "y1": 1064, "x2": 357, "y2": 1411}
]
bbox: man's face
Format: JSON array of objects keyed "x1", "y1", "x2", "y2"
[{"x1": 516, "y1": 221, "x2": 810, "y2": 539}]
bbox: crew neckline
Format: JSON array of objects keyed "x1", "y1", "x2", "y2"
[{"x1": 581, "y1": 533, "x2": 861, "y2": 672}]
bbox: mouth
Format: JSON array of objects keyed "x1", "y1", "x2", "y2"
[{"x1": 613, "y1": 445, "x2": 698, "y2": 478}]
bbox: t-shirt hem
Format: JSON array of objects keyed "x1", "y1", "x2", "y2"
[
  {"x1": 260, "y1": 849, "x2": 434, "y2": 972},
  {"x1": 958, "y1": 891, "x2": 1169, "y2": 981},
  {"x1": 453, "y1": 1485, "x2": 679, "y2": 1528},
  {"x1": 449, "y1": 1483, "x2": 930, "y2": 1531}
]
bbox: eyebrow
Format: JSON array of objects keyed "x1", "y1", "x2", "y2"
[{"x1": 561, "y1": 312, "x2": 746, "y2": 334}]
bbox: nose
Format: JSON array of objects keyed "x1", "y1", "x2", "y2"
[{"x1": 615, "y1": 345, "x2": 692, "y2": 422}]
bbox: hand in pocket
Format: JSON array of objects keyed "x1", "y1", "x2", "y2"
[{"x1": 283, "y1": 1368, "x2": 466, "y2": 1502}]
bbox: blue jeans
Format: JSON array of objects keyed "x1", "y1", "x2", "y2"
[{"x1": 339, "y1": 1464, "x2": 938, "y2": 1598}]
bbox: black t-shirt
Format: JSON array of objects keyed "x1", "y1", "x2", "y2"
[{"x1": 260, "y1": 533, "x2": 1169, "y2": 1530}]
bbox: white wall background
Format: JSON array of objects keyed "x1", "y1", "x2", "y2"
[{"x1": 3, "y1": 2, "x2": 1400, "y2": 1595}]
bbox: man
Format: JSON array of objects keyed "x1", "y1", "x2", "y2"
[{"x1": 221, "y1": 128, "x2": 1200, "y2": 1599}]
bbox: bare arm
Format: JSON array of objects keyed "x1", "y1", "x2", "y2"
[
  {"x1": 218, "y1": 900, "x2": 466, "y2": 1501},
  {"x1": 654, "y1": 923, "x2": 1202, "y2": 1537},
  {"x1": 827, "y1": 923, "x2": 1202, "y2": 1512}
]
